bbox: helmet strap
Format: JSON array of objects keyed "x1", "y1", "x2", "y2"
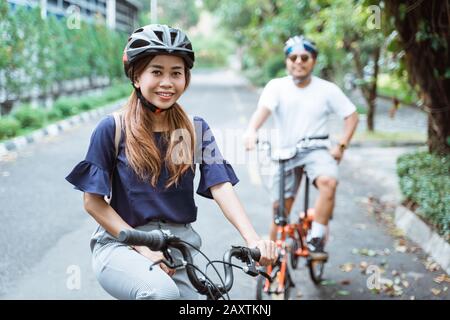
[{"x1": 134, "y1": 86, "x2": 175, "y2": 114}]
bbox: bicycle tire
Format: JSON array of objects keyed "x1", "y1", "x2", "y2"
[
  {"x1": 289, "y1": 237, "x2": 300, "y2": 270},
  {"x1": 255, "y1": 274, "x2": 265, "y2": 300},
  {"x1": 281, "y1": 269, "x2": 293, "y2": 300},
  {"x1": 255, "y1": 269, "x2": 293, "y2": 300},
  {"x1": 307, "y1": 258, "x2": 326, "y2": 285}
]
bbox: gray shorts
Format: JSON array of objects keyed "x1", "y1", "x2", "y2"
[
  {"x1": 90, "y1": 220, "x2": 202, "y2": 300},
  {"x1": 270, "y1": 148, "x2": 338, "y2": 201}
]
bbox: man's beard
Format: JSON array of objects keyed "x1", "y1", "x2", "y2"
[{"x1": 291, "y1": 70, "x2": 312, "y2": 85}]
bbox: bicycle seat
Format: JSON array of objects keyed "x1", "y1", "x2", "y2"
[{"x1": 271, "y1": 147, "x2": 297, "y2": 161}]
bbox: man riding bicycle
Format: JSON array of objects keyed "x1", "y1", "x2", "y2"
[{"x1": 244, "y1": 35, "x2": 359, "y2": 260}]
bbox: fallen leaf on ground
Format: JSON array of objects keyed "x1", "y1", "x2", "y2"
[
  {"x1": 340, "y1": 279, "x2": 351, "y2": 285},
  {"x1": 336, "y1": 290, "x2": 350, "y2": 296},
  {"x1": 380, "y1": 278, "x2": 394, "y2": 288},
  {"x1": 395, "y1": 245, "x2": 408, "y2": 253},
  {"x1": 389, "y1": 228, "x2": 405, "y2": 237},
  {"x1": 320, "y1": 279, "x2": 336, "y2": 286},
  {"x1": 353, "y1": 248, "x2": 378, "y2": 257},
  {"x1": 359, "y1": 261, "x2": 368, "y2": 273},
  {"x1": 340, "y1": 263, "x2": 355, "y2": 273},
  {"x1": 424, "y1": 260, "x2": 441, "y2": 272},
  {"x1": 431, "y1": 288, "x2": 441, "y2": 296},
  {"x1": 433, "y1": 274, "x2": 450, "y2": 284}
]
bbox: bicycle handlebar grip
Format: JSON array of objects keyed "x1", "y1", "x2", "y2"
[
  {"x1": 118, "y1": 229, "x2": 166, "y2": 251},
  {"x1": 249, "y1": 248, "x2": 261, "y2": 262}
]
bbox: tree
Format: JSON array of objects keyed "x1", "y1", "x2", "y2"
[
  {"x1": 385, "y1": 0, "x2": 450, "y2": 154},
  {"x1": 0, "y1": 3, "x2": 25, "y2": 115},
  {"x1": 139, "y1": 0, "x2": 200, "y2": 30},
  {"x1": 305, "y1": 0, "x2": 385, "y2": 131}
]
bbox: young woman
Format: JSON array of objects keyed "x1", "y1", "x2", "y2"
[{"x1": 65, "y1": 24, "x2": 276, "y2": 300}]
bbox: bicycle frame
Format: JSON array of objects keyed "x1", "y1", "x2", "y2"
[{"x1": 259, "y1": 146, "x2": 320, "y2": 299}]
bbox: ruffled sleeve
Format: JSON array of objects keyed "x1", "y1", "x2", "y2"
[
  {"x1": 194, "y1": 117, "x2": 239, "y2": 199},
  {"x1": 65, "y1": 115, "x2": 116, "y2": 197}
]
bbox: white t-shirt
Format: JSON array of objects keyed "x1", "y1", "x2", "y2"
[{"x1": 257, "y1": 75, "x2": 356, "y2": 148}]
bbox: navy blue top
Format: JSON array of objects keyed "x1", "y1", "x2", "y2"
[{"x1": 65, "y1": 115, "x2": 239, "y2": 227}]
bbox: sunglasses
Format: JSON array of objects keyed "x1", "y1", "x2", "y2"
[{"x1": 288, "y1": 54, "x2": 311, "y2": 63}]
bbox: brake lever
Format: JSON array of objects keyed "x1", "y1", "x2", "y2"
[
  {"x1": 238, "y1": 247, "x2": 260, "y2": 277},
  {"x1": 149, "y1": 248, "x2": 187, "y2": 271},
  {"x1": 149, "y1": 258, "x2": 186, "y2": 271}
]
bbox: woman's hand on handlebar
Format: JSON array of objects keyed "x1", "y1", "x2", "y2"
[
  {"x1": 247, "y1": 239, "x2": 277, "y2": 266},
  {"x1": 131, "y1": 245, "x2": 176, "y2": 277}
]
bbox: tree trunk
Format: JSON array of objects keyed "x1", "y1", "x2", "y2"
[
  {"x1": 345, "y1": 40, "x2": 380, "y2": 132},
  {"x1": 367, "y1": 99, "x2": 375, "y2": 131},
  {"x1": 0, "y1": 100, "x2": 14, "y2": 116},
  {"x1": 385, "y1": 0, "x2": 450, "y2": 155},
  {"x1": 367, "y1": 47, "x2": 381, "y2": 132},
  {"x1": 426, "y1": 94, "x2": 450, "y2": 154}
]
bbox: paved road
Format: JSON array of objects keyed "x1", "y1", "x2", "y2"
[{"x1": 0, "y1": 70, "x2": 447, "y2": 300}]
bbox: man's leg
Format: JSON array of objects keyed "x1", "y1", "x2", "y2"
[
  {"x1": 314, "y1": 175, "x2": 338, "y2": 226},
  {"x1": 305, "y1": 175, "x2": 337, "y2": 260}
]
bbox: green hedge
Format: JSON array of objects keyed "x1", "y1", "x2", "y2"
[
  {"x1": 0, "y1": 82, "x2": 130, "y2": 141},
  {"x1": 0, "y1": 117, "x2": 21, "y2": 139},
  {"x1": 0, "y1": 3, "x2": 126, "y2": 114},
  {"x1": 397, "y1": 151, "x2": 450, "y2": 239}
]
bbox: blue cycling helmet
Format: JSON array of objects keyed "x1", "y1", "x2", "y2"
[{"x1": 284, "y1": 35, "x2": 318, "y2": 58}]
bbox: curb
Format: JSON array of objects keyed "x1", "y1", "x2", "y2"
[
  {"x1": 0, "y1": 98, "x2": 127, "y2": 158},
  {"x1": 350, "y1": 141, "x2": 426, "y2": 148},
  {"x1": 395, "y1": 205, "x2": 450, "y2": 275}
]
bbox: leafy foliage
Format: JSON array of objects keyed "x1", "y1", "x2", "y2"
[{"x1": 397, "y1": 151, "x2": 450, "y2": 238}]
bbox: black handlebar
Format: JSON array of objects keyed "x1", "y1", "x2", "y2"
[
  {"x1": 118, "y1": 229, "x2": 168, "y2": 251},
  {"x1": 118, "y1": 229, "x2": 267, "y2": 299}
]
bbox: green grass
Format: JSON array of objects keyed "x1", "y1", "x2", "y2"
[
  {"x1": 353, "y1": 131, "x2": 426, "y2": 143},
  {"x1": 377, "y1": 73, "x2": 418, "y2": 105}
]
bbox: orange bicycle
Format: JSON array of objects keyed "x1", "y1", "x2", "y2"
[{"x1": 255, "y1": 140, "x2": 327, "y2": 300}]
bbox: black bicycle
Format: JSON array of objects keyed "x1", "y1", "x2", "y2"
[{"x1": 118, "y1": 228, "x2": 273, "y2": 300}]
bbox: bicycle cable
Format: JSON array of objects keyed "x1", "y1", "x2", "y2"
[
  {"x1": 184, "y1": 262, "x2": 229, "y2": 300},
  {"x1": 178, "y1": 239, "x2": 230, "y2": 300}
]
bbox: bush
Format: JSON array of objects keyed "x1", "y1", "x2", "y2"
[
  {"x1": 53, "y1": 98, "x2": 81, "y2": 117},
  {"x1": 47, "y1": 108, "x2": 63, "y2": 121},
  {"x1": 88, "y1": 96, "x2": 108, "y2": 108},
  {"x1": 12, "y1": 105, "x2": 46, "y2": 129},
  {"x1": 76, "y1": 98, "x2": 93, "y2": 111},
  {"x1": 397, "y1": 151, "x2": 450, "y2": 239},
  {"x1": 0, "y1": 117, "x2": 21, "y2": 140}
]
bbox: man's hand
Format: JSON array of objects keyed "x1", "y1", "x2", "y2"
[
  {"x1": 243, "y1": 129, "x2": 258, "y2": 151},
  {"x1": 132, "y1": 245, "x2": 176, "y2": 277},
  {"x1": 330, "y1": 145, "x2": 345, "y2": 164}
]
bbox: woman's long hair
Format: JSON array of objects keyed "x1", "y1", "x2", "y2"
[{"x1": 120, "y1": 55, "x2": 195, "y2": 188}]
